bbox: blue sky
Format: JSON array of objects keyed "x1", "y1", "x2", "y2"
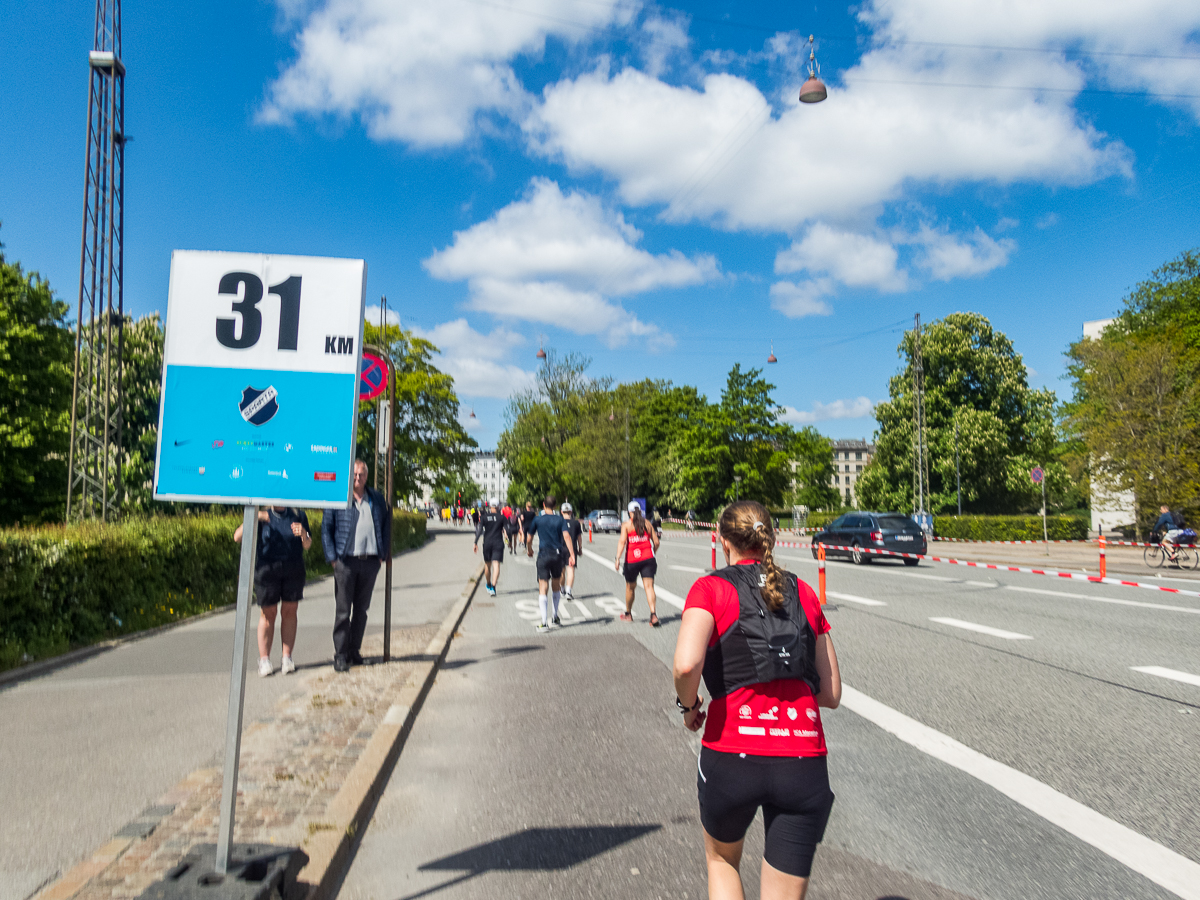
[{"x1": 2, "y1": 0, "x2": 1198, "y2": 451}]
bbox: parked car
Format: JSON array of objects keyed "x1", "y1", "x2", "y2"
[
  {"x1": 811, "y1": 511, "x2": 927, "y2": 565},
  {"x1": 586, "y1": 509, "x2": 622, "y2": 534}
]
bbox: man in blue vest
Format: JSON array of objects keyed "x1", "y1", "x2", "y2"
[{"x1": 322, "y1": 459, "x2": 392, "y2": 672}]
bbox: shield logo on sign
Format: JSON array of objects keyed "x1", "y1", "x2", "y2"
[{"x1": 239, "y1": 385, "x2": 279, "y2": 426}]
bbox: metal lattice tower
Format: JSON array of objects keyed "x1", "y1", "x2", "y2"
[{"x1": 67, "y1": 0, "x2": 126, "y2": 521}]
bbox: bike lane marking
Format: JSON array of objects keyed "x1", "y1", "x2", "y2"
[
  {"x1": 840, "y1": 684, "x2": 1200, "y2": 900},
  {"x1": 929, "y1": 618, "x2": 1033, "y2": 640},
  {"x1": 826, "y1": 591, "x2": 887, "y2": 607},
  {"x1": 1130, "y1": 666, "x2": 1200, "y2": 688}
]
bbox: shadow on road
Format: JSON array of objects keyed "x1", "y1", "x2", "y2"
[
  {"x1": 440, "y1": 644, "x2": 545, "y2": 670},
  {"x1": 395, "y1": 824, "x2": 661, "y2": 899}
]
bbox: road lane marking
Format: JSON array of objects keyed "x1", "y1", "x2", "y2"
[
  {"x1": 965, "y1": 580, "x2": 997, "y2": 587},
  {"x1": 1006, "y1": 585, "x2": 1200, "y2": 615},
  {"x1": 573, "y1": 600, "x2": 592, "y2": 618},
  {"x1": 826, "y1": 591, "x2": 887, "y2": 607},
  {"x1": 669, "y1": 564, "x2": 707, "y2": 573},
  {"x1": 1130, "y1": 666, "x2": 1200, "y2": 687},
  {"x1": 581, "y1": 548, "x2": 617, "y2": 569},
  {"x1": 929, "y1": 617, "x2": 1032, "y2": 640},
  {"x1": 840, "y1": 684, "x2": 1200, "y2": 900},
  {"x1": 896, "y1": 571, "x2": 957, "y2": 582},
  {"x1": 653, "y1": 585, "x2": 686, "y2": 610}
]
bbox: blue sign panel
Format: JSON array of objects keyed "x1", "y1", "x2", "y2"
[{"x1": 153, "y1": 251, "x2": 366, "y2": 508}]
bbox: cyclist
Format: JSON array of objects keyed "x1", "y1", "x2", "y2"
[
  {"x1": 1153, "y1": 505, "x2": 1187, "y2": 554},
  {"x1": 673, "y1": 500, "x2": 841, "y2": 900}
]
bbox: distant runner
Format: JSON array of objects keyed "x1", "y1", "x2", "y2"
[
  {"x1": 615, "y1": 500, "x2": 661, "y2": 626},
  {"x1": 526, "y1": 495, "x2": 575, "y2": 632},
  {"x1": 519, "y1": 501, "x2": 538, "y2": 553},
  {"x1": 673, "y1": 500, "x2": 841, "y2": 900},
  {"x1": 505, "y1": 504, "x2": 521, "y2": 553},
  {"x1": 561, "y1": 502, "x2": 584, "y2": 600},
  {"x1": 474, "y1": 498, "x2": 508, "y2": 597}
]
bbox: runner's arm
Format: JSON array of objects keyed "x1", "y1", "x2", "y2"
[
  {"x1": 673, "y1": 607, "x2": 714, "y2": 732},
  {"x1": 813, "y1": 634, "x2": 841, "y2": 709},
  {"x1": 562, "y1": 528, "x2": 575, "y2": 566},
  {"x1": 614, "y1": 523, "x2": 628, "y2": 570}
]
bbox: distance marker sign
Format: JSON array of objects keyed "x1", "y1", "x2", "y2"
[{"x1": 153, "y1": 250, "x2": 366, "y2": 507}]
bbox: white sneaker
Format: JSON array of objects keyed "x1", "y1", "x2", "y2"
[
  {"x1": 257, "y1": 657, "x2": 274, "y2": 678},
  {"x1": 281, "y1": 656, "x2": 296, "y2": 675}
]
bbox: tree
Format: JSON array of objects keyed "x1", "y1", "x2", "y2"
[
  {"x1": 860, "y1": 313, "x2": 1065, "y2": 515},
  {"x1": 1065, "y1": 249, "x2": 1200, "y2": 532},
  {"x1": 786, "y1": 427, "x2": 840, "y2": 511},
  {"x1": 121, "y1": 313, "x2": 165, "y2": 511},
  {"x1": 361, "y1": 321, "x2": 477, "y2": 504},
  {"x1": 0, "y1": 237, "x2": 74, "y2": 525}
]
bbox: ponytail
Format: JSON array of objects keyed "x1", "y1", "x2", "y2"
[
  {"x1": 718, "y1": 500, "x2": 786, "y2": 611},
  {"x1": 631, "y1": 506, "x2": 646, "y2": 537}
]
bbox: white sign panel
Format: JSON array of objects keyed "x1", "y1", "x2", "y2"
[{"x1": 153, "y1": 250, "x2": 366, "y2": 507}]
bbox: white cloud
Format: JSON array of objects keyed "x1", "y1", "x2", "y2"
[
  {"x1": 363, "y1": 304, "x2": 401, "y2": 326},
  {"x1": 424, "y1": 178, "x2": 716, "y2": 346},
  {"x1": 525, "y1": 0, "x2": 1172, "y2": 233},
  {"x1": 769, "y1": 280, "x2": 834, "y2": 319},
  {"x1": 783, "y1": 397, "x2": 875, "y2": 425},
  {"x1": 775, "y1": 224, "x2": 906, "y2": 292},
  {"x1": 909, "y1": 226, "x2": 1015, "y2": 281},
  {"x1": 412, "y1": 318, "x2": 537, "y2": 399},
  {"x1": 260, "y1": 0, "x2": 636, "y2": 146}
]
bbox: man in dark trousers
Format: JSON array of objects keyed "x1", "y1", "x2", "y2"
[{"x1": 322, "y1": 459, "x2": 392, "y2": 672}]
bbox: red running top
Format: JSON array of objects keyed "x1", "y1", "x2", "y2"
[
  {"x1": 684, "y1": 560, "x2": 830, "y2": 757},
  {"x1": 625, "y1": 529, "x2": 655, "y2": 565}
]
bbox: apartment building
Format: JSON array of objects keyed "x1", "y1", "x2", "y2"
[
  {"x1": 831, "y1": 439, "x2": 874, "y2": 507},
  {"x1": 469, "y1": 451, "x2": 510, "y2": 503}
]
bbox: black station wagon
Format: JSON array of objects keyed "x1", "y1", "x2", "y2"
[{"x1": 811, "y1": 511, "x2": 927, "y2": 565}]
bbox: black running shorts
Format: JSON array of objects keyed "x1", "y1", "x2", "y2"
[
  {"x1": 482, "y1": 542, "x2": 504, "y2": 563},
  {"x1": 560, "y1": 546, "x2": 576, "y2": 568},
  {"x1": 697, "y1": 747, "x2": 834, "y2": 878},
  {"x1": 254, "y1": 559, "x2": 305, "y2": 607},
  {"x1": 536, "y1": 552, "x2": 564, "y2": 581},
  {"x1": 623, "y1": 558, "x2": 658, "y2": 583}
]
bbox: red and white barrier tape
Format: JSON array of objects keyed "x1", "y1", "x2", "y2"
[{"x1": 768, "y1": 541, "x2": 1200, "y2": 600}]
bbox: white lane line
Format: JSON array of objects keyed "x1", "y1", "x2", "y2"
[
  {"x1": 1130, "y1": 666, "x2": 1200, "y2": 688},
  {"x1": 580, "y1": 547, "x2": 686, "y2": 609},
  {"x1": 840, "y1": 684, "x2": 1200, "y2": 900},
  {"x1": 1006, "y1": 585, "x2": 1200, "y2": 615},
  {"x1": 897, "y1": 571, "x2": 957, "y2": 582},
  {"x1": 929, "y1": 617, "x2": 1032, "y2": 640},
  {"x1": 965, "y1": 580, "x2": 997, "y2": 587},
  {"x1": 826, "y1": 591, "x2": 887, "y2": 607},
  {"x1": 670, "y1": 564, "x2": 707, "y2": 574},
  {"x1": 573, "y1": 600, "x2": 592, "y2": 619}
]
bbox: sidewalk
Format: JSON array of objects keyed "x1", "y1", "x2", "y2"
[{"x1": 18, "y1": 529, "x2": 480, "y2": 900}]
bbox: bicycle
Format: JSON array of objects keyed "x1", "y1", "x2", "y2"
[{"x1": 1144, "y1": 535, "x2": 1200, "y2": 570}]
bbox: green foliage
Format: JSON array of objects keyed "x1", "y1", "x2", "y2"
[
  {"x1": 933, "y1": 515, "x2": 1087, "y2": 541},
  {"x1": 360, "y1": 322, "x2": 477, "y2": 504},
  {"x1": 861, "y1": 313, "x2": 1067, "y2": 515},
  {"x1": 784, "y1": 427, "x2": 840, "y2": 512},
  {"x1": 0, "y1": 511, "x2": 426, "y2": 671},
  {"x1": 0, "y1": 239, "x2": 74, "y2": 525},
  {"x1": 121, "y1": 313, "x2": 166, "y2": 511},
  {"x1": 1065, "y1": 249, "x2": 1200, "y2": 534}
]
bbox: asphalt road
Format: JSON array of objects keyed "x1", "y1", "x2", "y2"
[
  {"x1": 341, "y1": 530, "x2": 1200, "y2": 900},
  {"x1": 0, "y1": 528, "x2": 468, "y2": 900}
]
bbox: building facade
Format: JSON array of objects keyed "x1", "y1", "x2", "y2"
[
  {"x1": 1083, "y1": 318, "x2": 1135, "y2": 534},
  {"x1": 469, "y1": 451, "x2": 510, "y2": 504},
  {"x1": 831, "y1": 439, "x2": 874, "y2": 507}
]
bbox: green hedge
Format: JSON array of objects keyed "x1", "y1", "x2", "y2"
[
  {"x1": 933, "y1": 514, "x2": 1087, "y2": 541},
  {"x1": 0, "y1": 510, "x2": 426, "y2": 672}
]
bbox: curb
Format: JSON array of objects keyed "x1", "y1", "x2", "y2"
[
  {"x1": 297, "y1": 562, "x2": 485, "y2": 900},
  {"x1": 0, "y1": 540, "x2": 433, "y2": 690}
]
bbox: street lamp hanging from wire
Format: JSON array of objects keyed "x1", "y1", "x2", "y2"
[{"x1": 799, "y1": 35, "x2": 828, "y2": 104}]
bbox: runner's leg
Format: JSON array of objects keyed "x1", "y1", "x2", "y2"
[
  {"x1": 704, "y1": 830, "x2": 746, "y2": 900},
  {"x1": 624, "y1": 579, "x2": 636, "y2": 615},
  {"x1": 537, "y1": 577, "x2": 550, "y2": 626},
  {"x1": 489, "y1": 559, "x2": 501, "y2": 590},
  {"x1": 258, "y1": 604, "x2": 277, "y2": 658},
  {"x1": 280, "y1": 601, "x2": 298, "y2": 658},
  {"x1": 760, "y1": 859, "x2": 809, "y2": 900},
  {"x1": 643, "y1": 576, "x2": 657, "y2": 618},
  {"x1": 551, "y1": 575, "x2": 562, "y2": 620}
]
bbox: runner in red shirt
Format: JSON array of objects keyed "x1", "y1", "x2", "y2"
[
  {"x1": 614, "y1": 500, "x2": 661, "y2": 625},
  {"x1": 673, "y1": 500, "x2": 841, "y2": 900}
]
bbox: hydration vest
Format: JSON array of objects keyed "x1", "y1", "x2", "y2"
[{"x1": 701, "y1": 563, "x2": 820, "y2": 699}]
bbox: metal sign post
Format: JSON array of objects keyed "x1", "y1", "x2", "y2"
[
  {"x1": 153, "y1": 250, "x2": 366, "y2": 879},
  {"x1": 1031, "y1": 466, "x2": 1047, "y2": 553},
  {"x1": 215, "y1": 504, "x2": 259, "y2": 873}
]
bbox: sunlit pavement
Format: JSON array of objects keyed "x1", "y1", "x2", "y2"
[{"x1": 339, "y1": 532, "x2": 1200, "y2": 900}]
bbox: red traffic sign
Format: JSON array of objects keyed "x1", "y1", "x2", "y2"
[
  {"x1": 359, "y1": 352, "x2": 388, "y2": 401},
  {"x1": 1030, "y1": 466, "x2": 1044, "y2": 484}
]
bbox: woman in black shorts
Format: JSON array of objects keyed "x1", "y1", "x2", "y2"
[
  {"x1": 234, "y1": 506, "x2": 312, "y2": 677},
  {"x1": 614, "y1": 500, "x2": 661, "y2": 625},
  {"x1": 672, "y1": 500, "x2": 841, "y2": 899}
]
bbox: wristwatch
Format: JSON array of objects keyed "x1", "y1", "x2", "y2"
[{"x1": 675, "y1": 695, "x2": 702, "y2": 713}]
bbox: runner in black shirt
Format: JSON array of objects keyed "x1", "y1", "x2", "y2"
[
  {"x1": 560, "y1": 502, "x2": 584, "y2": 600},
  {"x1": 505, "y1": 505, "x2": 521, "y2": 552},
  {"x1": 474, "y1": 498, "x2": 508, "y2": 596},
  {"x1": 519, "y1": 501, "x2": 538, "y2": 553},
  {"x1": 526, "y1": 496, "x2": 574, "y2": 631}
]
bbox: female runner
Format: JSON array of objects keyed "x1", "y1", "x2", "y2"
[
  {"x1": 614, "y1": 500, "x2": 661, "y2": 626},
  {"x1": 672, "y1": 500, "x2": 841, "y2": 900}
]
